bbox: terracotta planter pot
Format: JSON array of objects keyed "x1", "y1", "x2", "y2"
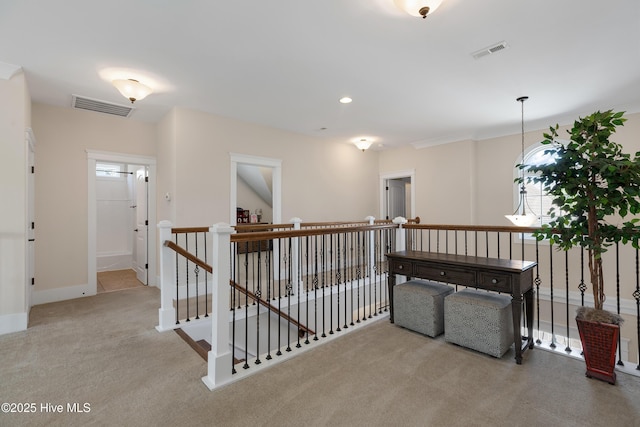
[{"x1": 576, "y1": 317, "x2": 619, "y2": 385}]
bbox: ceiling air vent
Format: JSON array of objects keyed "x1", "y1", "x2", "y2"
[
  {"x1": 72, "y1": 95, "x2": 135, "y2": 118},
  {"x1": 471, "y1": 41, "x2": 509, "y2": 60}
]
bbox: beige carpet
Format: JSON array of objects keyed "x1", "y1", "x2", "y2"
[{"x1": 1, "y1": 286, "x2": 639, "y2": 426}]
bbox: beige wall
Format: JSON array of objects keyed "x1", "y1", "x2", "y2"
[
  {"x1": 28, "y1": 104, "x2": 378, "y2": 299},
  {"x1": 22, "y1": 99, "x2": 640, "y2": 307},
  {"x1": 31, "y1": 103, "x2": 156, "y2": 293},
  {"x1": 161, "y1": 107, "x2": 379, "y2": 226},
  {"x1": 0, "y1": 72, "x2": 29, "y2": 326},
  {"x1": 380, "y1": 111, "x2": 640, "y2": 227},
  {"x1": 475, "y1": 111, "x2": 640, "y2": 226},
  {"x1": 156, "y1": 108, "x2": 176, "y2": 224},
  {"x1": 378, "y1": 140, "x2": 476, "y2": 224}
]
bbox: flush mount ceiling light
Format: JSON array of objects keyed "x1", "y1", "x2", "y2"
[
  {"x1": 112, "y1": 78, "x2": 152, "y2": 104},
  {"x1": 393, "y1": 0, "x2": 445, "y2": 19},
  {"x1": 339, "y1": 97, "x2": 353, "y2": 104},
  {"x1": 505, "y1": 96, "x2": 538, "y2": 227},
  {"x1": 355, "y1": 138, "x2": 372, "y2": 152}
]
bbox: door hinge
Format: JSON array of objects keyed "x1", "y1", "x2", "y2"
[
  {"x1": 145, "y1": 264, "x2": 148, "y2": 269},
  {"x1": 31, "y1": 166, "x2": 35, "y2": 174},
  {"x1": 145, "y1": 220, "x2": 148, "y2": 226},
  {"x1": 31, "y1": 222, "x2": 35, "y2": 230},
  {"x1": 145, "y1": 176, "x2": 149, "y2": 183},
  {"x1": 31, "y1": 277, "x2": 35, "y2": 286}
]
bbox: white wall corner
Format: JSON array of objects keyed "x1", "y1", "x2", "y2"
[{"x1": 0, "y1": 312, "x2": 28, "y2": 336}]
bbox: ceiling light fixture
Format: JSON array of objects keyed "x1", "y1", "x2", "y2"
[
  {"x1": 112, "y1": 78, "x2": 152, "y2": 104},
  {"x1": 505, "y1": 96, "x2": 538, "y2": 227},
  {"x1": 393, "y1": 0, "x2": 445, "y2": 19},
  {"x1": 339, "y1": 97, "x2": 353, "y2": 104},
  {"x1": 355, "y1": 138, "x2": 372, "y2": 152}
]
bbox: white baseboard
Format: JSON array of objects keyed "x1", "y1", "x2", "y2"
[
  {"x1": 32, "y1": 284, "x2": 96, "y2": 306},
  {"x1": 0, "y1": 311, "x2": 28, "y2": 335}
]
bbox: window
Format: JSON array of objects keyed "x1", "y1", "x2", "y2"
[
  {"x1": 96, "y1": 162, "x2": 124, "y2": 180},
  {"x1": 519, "y1": 144, "x2": 558, "y2": 227}
]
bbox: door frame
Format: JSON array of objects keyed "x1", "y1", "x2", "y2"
[
  {"x1": 87, "y1": 150, "x2": 157, "y2": 294},
  {"x1": 25, "y1": 128, "x2": 36, "y2": 312},
  {"x1": 380, "y1": 169, "x2": 415, "y2": 220}
]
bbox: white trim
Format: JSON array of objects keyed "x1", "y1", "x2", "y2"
[
  {"x1": 0, "y1": 312, "x2": 28, "y2": 335},
  {"x1": 87, "y1": 150, "x2": 157, "y2": 296},
  {"x1": 379, "y1": 169, "x2": 415, "y2": 220},
  {"x1": 32, "y1": 283, "x2": 95, "y2": 305},
  {"x1": 87, "y1": 150, "x2": 156, "y2": 164},
  {"x1": 537, "y1": 287, "x2": 636, "y2": 317}
]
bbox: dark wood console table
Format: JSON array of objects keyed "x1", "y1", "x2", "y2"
[{"x1": 386, "y1": 251, "x2": 536, "y2": 364}]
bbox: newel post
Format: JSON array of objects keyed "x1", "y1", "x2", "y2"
[
  {"x1": 291, "y1": 217, "x2": 302, "y2": 295},
  {"x1": 202, "y1": 222, "x2": 235, "y2": 390},
  {"x1": 393, "y1": 216, "x2": 407, "y2": 252},
  {"x1": 156, "y1": 220, "x2": 176, "y2": 332}
]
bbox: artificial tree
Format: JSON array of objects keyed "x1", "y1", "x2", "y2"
[{"x1": 524, "y1": 110, "x2": 640, "y2": 383}]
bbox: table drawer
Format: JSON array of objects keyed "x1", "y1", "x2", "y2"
[
  {"x1": 389, "y1": 259, "x2": 412, "y2": 275},
  {"x1": 477, "y1": 271, "x2": 512, "y2": 293},
  {"x1": 414, "y1": 264, "x2": 475, "y2": 286}
]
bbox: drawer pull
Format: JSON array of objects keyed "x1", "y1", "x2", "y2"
[
  {"x1": 491, "y1": 278, "x2": 498, "y2": 284},
  {"x1": 440, "y1": 271, "x2": 446, "y2": 276}
]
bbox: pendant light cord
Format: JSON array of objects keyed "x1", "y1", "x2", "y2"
[{"x1": 517, "y1": 96, "x2": 529, "y2": 215}]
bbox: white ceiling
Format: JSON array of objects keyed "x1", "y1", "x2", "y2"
[{"x1": 1, "y1": 0, "x2": 639, "y2": 150}]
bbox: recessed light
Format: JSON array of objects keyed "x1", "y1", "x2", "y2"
[{"x1": 339, "y1": 97, "x2": 352, "y2": 104}]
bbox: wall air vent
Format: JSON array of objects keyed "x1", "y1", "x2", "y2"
[
  {"x1": 471, "y1": 41, "x2": 509, "y2": 60},
  {"x1": 72, "y1": 95, "x2": 135, "y2": 118}
]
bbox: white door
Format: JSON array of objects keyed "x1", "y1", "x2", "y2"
[
  {"x1": 386, "y1": 178, "x2": 406, "y2": 220},
  {"x1": 134, "y1": 166, "x2": 148, "y2": 284},
  {"x1": 26, "y1": 131, "x2": 35, "y2": 310}
]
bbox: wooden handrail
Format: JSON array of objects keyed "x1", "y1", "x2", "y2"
[
  {"x1": 170, "y1": 221, "x2": 536, "y2": 245},
  {"x1": 230, "y1": 281, "x2": 315, "y2": 337},
  {"x1": 171, "y1": 226, "x2": 210, "y2": 234},
  {"x1": 171, "y1": 217, "x2": 421, "y2": 236},
  {"x1": 234, "y1": 224, "x2": 294, "y2": 232},
  {"x1": 404, "y1": 223, "x2": 540, "y2": 234},
  {"x1": 163, "y1": 240, "x2": 212, "y2": 274},
  {"x1": 373, "y1": 216, "x2": 421, "y2": 224},
  {"x1": 231, "y1": 223, "x2": 397, "y2": 243}
]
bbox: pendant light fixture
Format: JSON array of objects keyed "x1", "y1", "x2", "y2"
[
  {"x1": 505, "y1": 96, "x2": 538, "y2": 227},
  {"x1": 393, "y1": 0, "x2": 445, "y2": 19}
]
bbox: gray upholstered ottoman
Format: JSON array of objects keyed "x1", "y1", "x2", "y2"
[
  {"x1": 444, "y1": 288, "x2": 514, "y2": 358},
  {"x1": 394, "y1": 279, "x2": 454, "y2": 337}
]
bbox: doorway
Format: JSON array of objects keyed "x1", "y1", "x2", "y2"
[
  {"x1": 87, "y1": 150, "x2": 157, "y2": 295},
  {"x1": 380, "y1": 170, "x2": 415, "y2": 220}
]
